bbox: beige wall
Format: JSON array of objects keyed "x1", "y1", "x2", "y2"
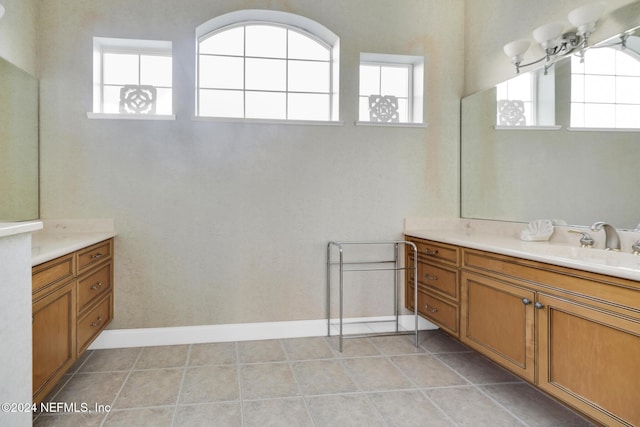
[
  {"x1": 0, "y1": 0, "x2": 37, "y2": 75},
  {"x1": 38, "y1": 0, "x2": 464, "y2": 328},
  {"x1": 464, "y1": 0, "x2": 639, "y2": 95}
]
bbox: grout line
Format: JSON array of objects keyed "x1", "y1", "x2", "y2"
[
  {"x1": 169, "y1": 344, "x2": 192, "y2": 427},
  {"x1": 98, "y1": 347, "x2": 144, "y2": 427},
  {"x1": 236, "y1": 341, "x2": 246, "y2": 427}
]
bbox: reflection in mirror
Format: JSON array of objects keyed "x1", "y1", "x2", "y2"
[
  {"x1": 496, "y1": 67, "x2": 556, "y2": 127},
  {"x1": 462, "y1": 27, "x2": 639, "y2": 230},
  {"x1": 0, "y1": 58, "x2": 39, "y2": 221},
  {"x1": 570, "y1": 28, "x2": 640, "y2": 129}
]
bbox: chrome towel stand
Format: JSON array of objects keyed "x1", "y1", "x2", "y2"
[{"x1": 326, "y1": 240, "x2": 419, "y2": 352}]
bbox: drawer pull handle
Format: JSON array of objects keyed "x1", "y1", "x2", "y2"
[
  {"x1": 424, "y1": 304, "x2": 438, "y2": 313},
  {"x1": 534, "y1": 302, "x2": 544, "y2": 310},
  {"x1": 424, "y1": 274, "x2": 438, "y2": 281},
  {"x1": 90, "y1": 253, "x2": 104, "y2": 259},
  {"x1": 90, "y1": 316, "x2": 103, "y2": 327},
  {"x1": 90, "y1": 282, "x2": 103, "y2": 290},
  {"x1": 425, "y1": 249, "x2": 439, "y2": 255},
  {"x1": 522, "y1": 298, "x2": 531, "y2": 305}
]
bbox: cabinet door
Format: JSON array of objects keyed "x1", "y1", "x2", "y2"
[
  {"x1": 461, "y1": 271, "x2": 535, "y2": 382},
  {"x1": 537, "y1": 293, "x2": 640, "y2": 427},
  {"x1": 32, "y1": 281, "x2": 76, "y2": 404}
]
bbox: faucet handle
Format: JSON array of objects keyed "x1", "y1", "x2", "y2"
[
  {"x1": 568, "y1": 230, "x2": 595, "y2": 248},
  {"x1": 633, "y1": 240, "x2": 640, "y2": 255}
]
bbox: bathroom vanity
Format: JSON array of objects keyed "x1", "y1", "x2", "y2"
[
  {"x1": 31, "y1": 223, "x2": 116, "y2": 404},
  {"x1": 405, "y1": 223, "x2": 639, "y2": 427}
]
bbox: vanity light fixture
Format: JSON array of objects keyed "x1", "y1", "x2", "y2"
[{"x1": 504, "y1": 2, "x2": 606, "y2": 74}]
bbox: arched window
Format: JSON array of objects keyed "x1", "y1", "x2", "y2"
[
  {"x1": 196, "y1": 10, "x2": 339, "y2": 122},
  {"x1": 571, "y1": 37, "x2": 640, "y2": 129}
]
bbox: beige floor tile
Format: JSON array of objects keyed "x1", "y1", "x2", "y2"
[
  {"x1": 368, "y1": 390, "x2": 456, "y2": 426},
  {"x1": 481, "y1": 383, "x2": 595, "y2": 426},
  {"x1": 243, "y1": 398, "x2": 314, "y2": 427},
  {"x1": 369, "y1": 335, "x2": 426, "y2": 355},
  {"x1": 391, "y1": 354, "x2": 468, "y2": 387},
  {"x1": 52, "y1": 372, "x2": 128, "y2": 410},
  {"x1": 306, "y1": 394, "x2": 385, "y2": 427},
  {"x1": 426, "y1": 386, "x2": 526, "y2": 426},
  {"x1": 180, "y1": 365, "x2": 239, "y2": 403},
  {"x1": 421, "y1": 331, "x2": 473, "y2": 354},
  {"x1": 240, "y1": 362, "x2": 300, "y2": 399},
  {"x1": 436, "y1": 351, "x2": 522, "y2": 384},
  {"x1": 282, "y1": 337, "x2": 335, "y2": 360},
  {"x1": 188, "y1": 342, "x2": 236, "y2": 366},
  {"x1": 102, "y1": 407, "x2": 174, "y2": 427},
  {"x1": 33, "y1": 412, "x2": 106, "y2": 427},
  {"x1": 238, "y1": 339, "x2": 287, "y2": 363},
  {"x1": 174, "y1": 402, "x2": 242, "y2": 427},
  {"x1": 326, "y1": 336, "x2": 381, "y2": 357},
  {"x1": 113, "y1": 368, "x2": 183, "y2": 409},
  {"x1": 291, "y1": 359, "x2": 358, "y2": 395},
  {"x1": 79, "y1": 347, "x2": 142, "y2": 372},
  {"x1": 134, "y1": 344, "x2": 189, "y2": 369},
  {"x1": 342, "y1": 356, "x2": 415, "y2": 391}
]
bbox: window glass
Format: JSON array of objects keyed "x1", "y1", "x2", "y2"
[
  {"x1": 197, "y1": 20, "x2": 335, "y2": 121},
  {"x1": 571, "y1": 44, "x2": 640, "y2": 129},
  {"x1": 93, "y1": 37, "x2": 172, "y2": 116},
  {"x1": 358, "y1": 62, "x2": 412, "y2": 123}
]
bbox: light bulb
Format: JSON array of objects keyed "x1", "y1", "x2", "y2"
[{"x1": 533, "y1": 22, "x2": 565, "y2": 48}]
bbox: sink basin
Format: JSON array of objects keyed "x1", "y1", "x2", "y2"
[{"x1": 522, "y1": 242, "x2": 640, "y2": 274}]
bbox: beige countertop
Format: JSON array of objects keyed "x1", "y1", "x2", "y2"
[
  {"x1": 404, "y1": 218, "x2": 640, "y2": 282},
  {"x1": 31, "y1": 220, "x2": 116, "y2": 266}
]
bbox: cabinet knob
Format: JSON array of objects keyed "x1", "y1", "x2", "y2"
[
  {"x1": 522, "y1": 298, "x2": 531, "y2": 305},
  {"x1": 425, "y1": 304, "x2": 438, "y2": 313},
  {"x1": 90, "y1": 282, "x2": 103, "y2": 290},
  {"x1": 534, "y1": 302, "x2": 544, "y2": 309},
  {"x1": 425, "y1": 248, "x2": 439, "y2": 255},
  {"x1": 90, "y1": 252, "x2": 104, "y2": 260},
  {"x1": 90, "y1": 316, "x2": 103, "y2": 327},
  {"x1": 424, "y1": 274, "x2": 438, "y2": 281}
]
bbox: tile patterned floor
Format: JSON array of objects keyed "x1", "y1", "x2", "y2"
[{"x1": 33, "y1": 331, "x2": 594, "y2": 426}]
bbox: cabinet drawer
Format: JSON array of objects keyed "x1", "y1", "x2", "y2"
[
  {"x1": 417, "y1": 262, "x2": 458, "y2": 300},
  {"x1": 77, "y1": 240, "x2": 112, "y2": 274},
  {"x1": 413, "y1": 239, "x2": 459, "y2": 265},
  {"x1": 77, "y1": 293, "x2": 112, "y2": 355},
  {"x1": 77, "y1": 262, "x2": 112, "y2": 314},
  {"x1": 32, "y1": 253, "x2": 75, "y2": 294},
  {"x1": 417, "y1": 290, "x2": 459, "y2": 335}
]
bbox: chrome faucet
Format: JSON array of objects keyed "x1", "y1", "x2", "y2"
[{"x1": 589, "y1": 222, "x2": 621, "y2": 251}]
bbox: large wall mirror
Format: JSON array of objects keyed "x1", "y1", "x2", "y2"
[
  {"x1": 0, "y1": 57, "x2": 39, "y2": 221},
  {"x1": 461, "y1": 13, "x2": 640, "y2": 230}
]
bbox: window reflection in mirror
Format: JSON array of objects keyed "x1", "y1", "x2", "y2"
[
  {"x1": 570, "y1": 35, "x2": 640, "y2": 129},
  {"x1": 496, "y1": 67, "x2": 556, "y2": 127}
]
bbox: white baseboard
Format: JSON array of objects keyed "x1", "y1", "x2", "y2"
[{"x1": 88, "y1": 315, "x2": 437, "y2": 350}]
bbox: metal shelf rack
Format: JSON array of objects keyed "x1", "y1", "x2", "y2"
[{"x1": 326, "y1": 240, "x2": 418, "y2": 352}]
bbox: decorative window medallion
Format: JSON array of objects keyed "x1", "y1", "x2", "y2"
[
  {"x1": 497, "y1": 100, "x2": 526, "y2": 126},
  {"x1": 119, "y1": 85, "x2": 157, "y2": 114},
  {"x1": 369, "y1": 95, "x2": 399, "y2": 122}
]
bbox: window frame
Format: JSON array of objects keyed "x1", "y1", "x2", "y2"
[
  {"x1": 357, "y1": 52, "x2": 426, "y2": 127},
  {"x1": 89, "y1": 37, "x2": 175, "y2": 120},
  {"x1": 195, "y1": 10, "x2": 340, "y2": 124}
]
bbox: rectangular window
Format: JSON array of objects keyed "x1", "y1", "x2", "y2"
[
  {"x1": 495, "y1": 67, "x2": 555, "y2": 127},
  {"x1": 92, "y1": 37, "x2": 173, "y2": 118},
  {"x1": 358, "y1": 53, "x2": 424, "y2": 124}
]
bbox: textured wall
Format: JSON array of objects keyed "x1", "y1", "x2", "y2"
[
  {"x1": 38, "y1": 0, "x2": 464, "y2": 328},
  {"x1": 464, "y1": 0, "x2": 639, "y2": 95}
]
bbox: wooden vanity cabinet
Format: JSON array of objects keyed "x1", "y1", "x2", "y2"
[
  {"x1": 32, "y1": 239, "x2": 114, "y2": 404},
  {"x1": 537, "y1": 293, "x2": 640, "y2": 427},
  {"x1": 460, "y1": 271, "x2": 536, "y2": 382},
  {"x1": 405, "y1": 237, "x2": 460, "y2": 337},
  {"x1": 404, "y1": 236, "x2": 640, "y2": 426}
]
